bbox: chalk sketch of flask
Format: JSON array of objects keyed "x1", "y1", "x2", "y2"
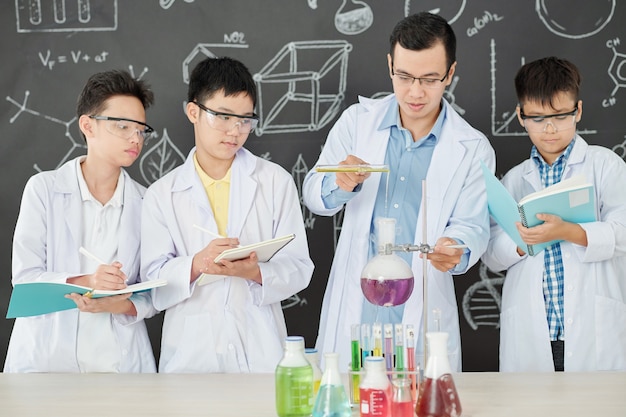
[{"x1": 334, "y1": 0, "x2": 373, "y2": 35}]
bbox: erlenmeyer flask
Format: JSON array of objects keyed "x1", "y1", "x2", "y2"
[
  {"x1": 360, "y1": 218, "x2": 414, "y2": 306},
  {"x1": 415, "y1": 332, "x2": 462, "y2": 417},
  {"x1": 312, "y1": 352, "x2": 351, "y2": 417},
  {"x1": 334, "y1": 0, "x2": 374, "y2": 35}
]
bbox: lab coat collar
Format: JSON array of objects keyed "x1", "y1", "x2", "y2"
[
  {"x1": 53, "y1": 156, "x2": 143, "y2": 273},
  {"x1": 173, "y1": 147, "x2": 258, "y2": 239},
  {"x1": 522, "y1": 135, "x2": 588, "y2": 187}
]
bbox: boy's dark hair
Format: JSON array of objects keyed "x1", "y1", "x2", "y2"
[
  {"x1": 187, "y1": 56, "x2": 257, "y2": 107},
  {"x1": 389, "y1": 12, "x2": 457, "y2": 69},
  {"x1": 76, "y1": 69, "x2": 154, "y2": 118},
  {"x1": 515, "y1": 56, "x2": 582, "y2": 110}
]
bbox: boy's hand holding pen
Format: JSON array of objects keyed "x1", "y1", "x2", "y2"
[{"x1": 78, "y1": 247, "x2": 127, "y2": 296}]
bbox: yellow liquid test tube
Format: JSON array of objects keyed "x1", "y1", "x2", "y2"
[
  {"x1": 372, "y1": 322, "x2": 383, "y2": 357},
  {"x1": 314, "y1": 164, "x2": 390, "y2": 173}
]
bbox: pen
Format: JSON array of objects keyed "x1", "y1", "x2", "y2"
[
  {"x1": 193, "y1": 224, "x2": 226, "y2": 239},
  {"x1": 444, "y1": 244, "x2": 468, "y2": 249},
  {"x1": 384, "y1": 323, "x2": 393, "y2": 372},
  {"x1": 351, "y1": 324, "x2": 361, "y2": 404},
  {"x1": 79, "y1": 246, "x2": 107, "y2": 265},
  {"x1": 372, "y1": 322, "x2": 382, "y2": 357},
  {"x1": 79, "y1": 247, "x2": 127, "y2": 289}
]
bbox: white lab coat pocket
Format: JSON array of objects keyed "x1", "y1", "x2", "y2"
[
  {"x1": 5, "y1": 315, "x2": 53, "y2": 372},
  {"x1": 595, "y1": 295, "x2": 626, "y2": 370},
  {"x1": 165, "y1": 313, "x2": 219, "y2": 373}
]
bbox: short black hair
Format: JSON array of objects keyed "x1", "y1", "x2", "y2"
[
  {"x1": 187, "y1": 56, "x2": 257, "y2": 107},
  {"x1": 515, "y1": 56, "x2": 582, "y2": 110},
  {"x1": 76, "y1": 69, "x2": 154, "y2": 118},
  {"x1": 389, "y1": 12, "x2": 456, "y2": 69}
]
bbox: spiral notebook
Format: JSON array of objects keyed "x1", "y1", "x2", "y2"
[
  {"x1": 197, "y1": 234, "x2": 295, "y2": 286},
  {"x1": 481, "y1": 162, "x2": 596, "y2": 256}
]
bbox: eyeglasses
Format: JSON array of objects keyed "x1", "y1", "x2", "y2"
[
  {"x1": 519, "y1": 108, "x2": 578, "y2": 133},
  {"x1": 391, "y1": 61, "x2": 450, "y2": 89},
  {"x1": 89, "y1": 115, "x2": 154, "y2": 141},
  {"x1": 193, "y1": 101, "x2": 259, "y2": 134}
]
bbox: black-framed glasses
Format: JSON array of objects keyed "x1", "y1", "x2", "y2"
[
  {"x1": 391, "y1": 60, "x2": 451, "y2": 89},
  {"x1": 193, "y1": 101, "x2": 259, "y2": 134},
  {"x1": 519, "y1": 108, "x2": 578, "y2": 133},
  {"x1": 89, "y1": 115, "x2": 155, "y2": 141}
]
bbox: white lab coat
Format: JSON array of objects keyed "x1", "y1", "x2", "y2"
[
  {"x1": 141, "y1": 147, "x2": 314, "y2": 373},
  {"x1": 481, "y1": 137, "x2": 626, "y2": 372},
  {"x1": 5, "y1": 157, "x2": 157, "y2": 373},
  {"x1": 302, "y1": 95, "x2": 496, "y2": 371}
]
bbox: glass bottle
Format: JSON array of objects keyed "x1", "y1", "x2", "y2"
[
  {"x1": 360, "y1": 218, "x2": 414, "y2": 307},
  {"x1": 415, "y1": 332, "x2": 462, "y2": 417},
  {"x1": 312, "y1": 352, "x2": 352, "y2": 417},
  {"x1": 359, "y1": 356, "x2": 391, "y2": 417},
  {"x1": 276, "y1": 336, "x2": 314, "y2": 417},
  {"x1": 391, "y1": 378, "x2": 415, "y2": 417},
  {"x1": 305, "y1": 348, "x2": 323, "y2": 397}
]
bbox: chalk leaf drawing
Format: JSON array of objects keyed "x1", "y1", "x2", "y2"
[{"x1": 139, "y1": 128, "x2": 185, "y2": 185}]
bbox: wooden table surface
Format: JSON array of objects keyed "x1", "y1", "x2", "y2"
[{"x1": 0, "y1": 371, "x2": 624, "y2": 416}]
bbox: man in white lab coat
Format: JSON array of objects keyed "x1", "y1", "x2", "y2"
[
  {"x1": 303, "y1": 12, "x2": 495, "y2": 371},
  {"x1": 5, "y1": 70, "x2": 157, "y2": 372},
  {"x1": 482, "y1": 57, "x2": 626, "y2": 372},
  {"x1": 141, "y1": 57, "x2": 314, "y2": 373}
]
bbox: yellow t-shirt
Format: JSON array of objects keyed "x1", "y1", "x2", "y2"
[{"x1": 193, "y1": 153, "x2": 231, "y2": 236}]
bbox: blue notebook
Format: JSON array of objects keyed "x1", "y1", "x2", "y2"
[
  {"x1": 481, "y1": 162, "x2": 596, "y2": 256},
  {"x1": 6, "y1": 279, "x2": 166, "y2": 318}
]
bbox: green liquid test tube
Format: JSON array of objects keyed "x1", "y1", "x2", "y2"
[
  {"x1": 394, "y1": 323, "x2": 404, "y2": 372},
  {"x1": 351, "y1": 324, "x2": 361, "y2": 405}
]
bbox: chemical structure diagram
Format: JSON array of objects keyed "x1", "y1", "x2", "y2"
[
  {"x1": 6, "y1": 65, "x2": 150, "y2": 173},
  {"x1": 604, "y1": 37, "x2": 626, "y2": 106},
  {"x1": 6, "y1": 90, "x2": 83, "y2": 172}
]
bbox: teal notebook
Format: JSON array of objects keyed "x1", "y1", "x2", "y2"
[
  {"x1": 480, "y1": 161, "x2": 596, "y2": 256},
  {"x1": 6, "y1": 279, "x2": 167, "y2": 318}
]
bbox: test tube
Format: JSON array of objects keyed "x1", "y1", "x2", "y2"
[
  {"x1": 433, "y1": 308, "x2": 442, "y2": 332},
  {"x1": 361, "y1": 323, "x2": 371, "y2": 364},
  {"x1": 394, "y1": 323, "x2": 404, "y2": 372},
  {"x1": 384, "y1": 323, "x2": 393, "y2": 372},
  {"x1": 406, "y1": 324, "x2": 417, "y2": 402},
  {"x1": 372, "y1": 322, "x2": 383, "y2": 357},
  {"x1": 350, "y1": 324, "x2": 361, "y2": 404}
]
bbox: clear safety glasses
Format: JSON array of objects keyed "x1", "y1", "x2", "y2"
[
  {"x1": 89, "y1": 115, "x2": 155, "y2": 142},
  {"x1": 520, "y1": 108, "x2": 578, "y2": 133},
  {"x1": 194, "y1": 101, "x2": 259, "y2": 134}
]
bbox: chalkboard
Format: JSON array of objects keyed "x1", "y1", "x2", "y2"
[{"x1": 1, "y1": 0, "x2": 625, "y2": 372}]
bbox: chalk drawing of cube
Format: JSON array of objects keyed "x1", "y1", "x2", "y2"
[
  {"x1": 15, "y1": 0, "x2": 117, "y2": 33},
  {"x1": 253, "y1": 40, "x2": 352, "y2": 135}
]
